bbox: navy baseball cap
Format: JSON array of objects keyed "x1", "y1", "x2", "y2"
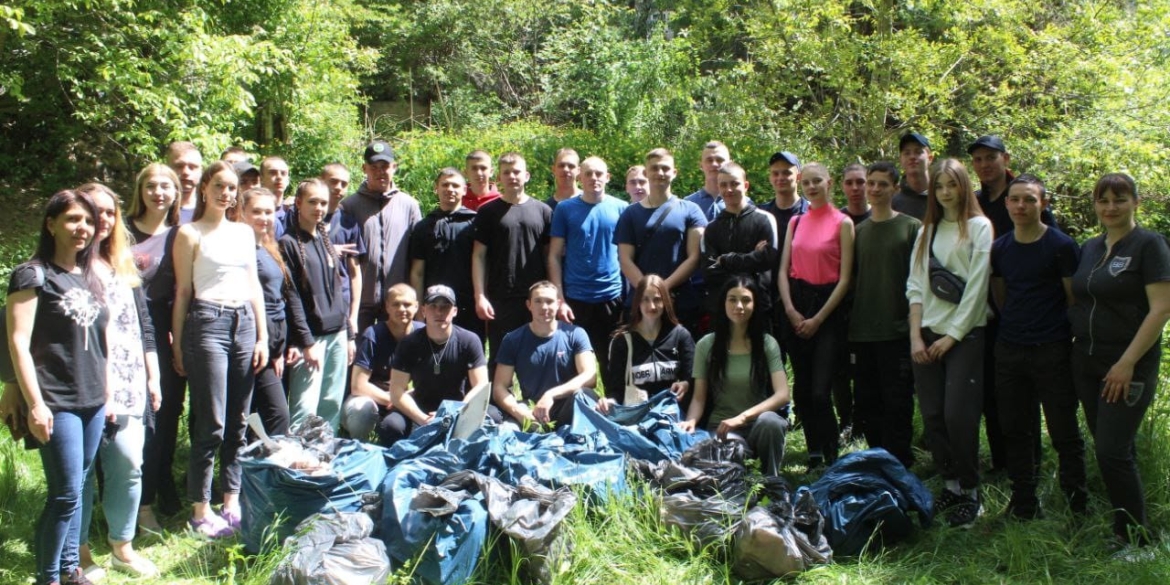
[
  {"x1": 363, "y1": 140, "x2": 395, "y2": 164},
  {"x1": 423, "y1": 285, "x2": 457, "y2": 305},
  {"x1": 899, "y1": 132, "x2": 931, "y2": 150},
  {"x1": 967, "y1": 135, "x2": 1007, "y2": 154},
  {"x1": 768, "y1": 151, "x2": 800, "y2": 167}
]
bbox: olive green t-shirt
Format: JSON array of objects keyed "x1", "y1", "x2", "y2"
[
  {"x1": 693, "y1": 333, "x2": 784, "y2": 430},
  {"x1": 848, "y1": 213, "x2": 921, "y2": 342}
]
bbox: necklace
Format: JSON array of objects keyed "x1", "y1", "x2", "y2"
[{"x1": 429, "y1": 336, "x2": 449, "y2": 375}]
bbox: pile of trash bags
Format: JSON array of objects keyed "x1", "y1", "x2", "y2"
[{"x1": 242, "y1": 391, "x2": 933, "y2": 584}]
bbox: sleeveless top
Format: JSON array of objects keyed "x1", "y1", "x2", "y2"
[
  {"x1": 789, "y1": 203, "x2": 845, "y2": 285},
  {"x1": 192, "y1": 224, "x2": 255, "y2": 303}
]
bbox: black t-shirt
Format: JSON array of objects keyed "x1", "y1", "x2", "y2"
[
  {"x1": 1069, "y1": 227, "x2": 1170, "y2": 358},
  {"x1": 472, "y1": 197, "x2": 550, "y2": 300},
  {"x1": 991, "y1": 228, "x2": 1079, "y2": 345},
  {"x1": 604, "y1": 324, "x2": 695, "y2": 403},
  {"x1": 127, "y1": 222, "x2": 177, "y2": 325},
  {"x1": 391, "y1": 325, "x2": 486, "y2": 413},
  {"x1": 8, "y1": 262, "x2": 108, "y2": 411},
  {"x1": 409, "y1": 207, "x2": 477, "y2": 305}
]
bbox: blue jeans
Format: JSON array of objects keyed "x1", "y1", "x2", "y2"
[
  {"x1": 80, "y1": 414, "x2": 145, "y2": 545},
  {"x1": 184, "y1": 300, "x2": 256, "y2": 504},
  {"x1": 36, "y1": 405, "x2": 104, "y2": 585}
]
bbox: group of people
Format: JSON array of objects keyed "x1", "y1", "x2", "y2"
[{"x1": 4, "y1": 132, "x2": 1168, "y2": 584}]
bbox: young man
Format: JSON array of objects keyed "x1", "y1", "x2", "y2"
[
  {"x1": 166, "y1": 141, "x2": 203, "y2": 224},
  {"x1": 841, "y1": 163, "x2": 871, "y2": 224},
  {"x1": 462, "y1": 150, "x2": 500, "y2": 211},
  {"x1": 410, "y1": 169, "x2": 483, "y2": 341},
  {"x1": 341, "y1": 140, "x2": 422, "y2": 330},
  {"x1": 261, "y1": 156, "x2": 292, "y2": 206},
  {"x1": 759, "y1": 151, "x2": 808, "y2": 233},
  {"x1": 701, "y1": 162, "x2": 778, "y2": 315},
  {"x1": 232, "y1": 160, "x2": 261, "y2": 193},
  {"x1": 760, "y1": 150, "x2": 807, "y2": 330},
  {"x1": 321, "y1": 163, "x2": 366, "y2": 334},
  {"x1": 685, "y1": 141, "x2": 732, "y2": 221},
  {"x1": 383, "y1": 285, "x2": 492, "y2": 445},
  {"x1": 262, "y1": 156, "x2": 293, "y2": 237},
  {"x1": 220, "y1": 146, "x2": 249, "y2": 165},
  {"x1": 548, "y1": 156, "x2": 628, "y2": 374},
  {"x1": 343, "y1": 284, "x2": 422, "y2": 441},
  {"x1": 848, "y1": 162, "x2": 921, "y2": 467},
  {"x1": 492, "y1": 282, "x2": 598, "y2": 428},
  {"x1": 614, "y1": 148, "x2": 707, "y2": 334},
  {"x1": 892, "y1": 133, "x2": 933, "y2": 220},
  {"x1": 472, "y1": 152, "x2": 552, "y2": 372},
  {"x1": 546, "y1": 148, "x2": 581, "y2": 212},
  {"x1": 990, "y1": 174, "x2": 1086, "y2": 519},
  {"x1": 625, "y1": 165, "x2": 648, "y2": 203},
  {"x1": 969, "y1": 135, "x2": 1055, "y2": 475}
]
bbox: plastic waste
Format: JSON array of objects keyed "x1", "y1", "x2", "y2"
[{"x1": 270, "y1": 512, "x2": 391, "y2": 585}]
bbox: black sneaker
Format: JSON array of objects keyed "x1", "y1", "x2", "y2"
[
  {"x1": 61, "y1": 568, "x2": 95, "y2": 585},
  {"x1": 934, "y1": 488, "x2": 963, "y2": 514},
  {"x1": 1066, "y1": 487, "x2": 1089, "y2": 515},
  {"x1": 946, "y1": 493, "x2": 983, "y2": 529}
]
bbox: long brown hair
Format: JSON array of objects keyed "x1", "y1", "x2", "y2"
[
  {"x1": 915, "y1": 158, "x2": 985, "y2": 267},
  {"x1": 239, "y1": 187, "x2": 292, "y2": 288},
  {"x1": 613, "y1": 274, "x2": 679, "y2": 337},
  {"x1": 193, "y1": 160, "x2": 237, "y2": 222}
]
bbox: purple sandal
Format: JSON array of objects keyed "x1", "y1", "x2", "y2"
[{"x1": 189, "y1": 514, "x2": 233, "y2": 539}]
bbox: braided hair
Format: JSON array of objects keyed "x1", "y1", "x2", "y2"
[{"x1": 292, "y1": 179, "x2": 343, "y2": 291}]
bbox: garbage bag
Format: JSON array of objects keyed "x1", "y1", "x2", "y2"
[
  {"x1": 270, "y1": 512, "x2": 390, "y2": 585},
  {"x1": 241, "y1": 438, "x2": 389, "y2": 553},
  {"x1": 567, "y1": 391, "x2": 709, "y2": 463},
  {"x1": 806, "y1": 448, "x2": 933, "y2": 556},
  {"x1": 383, "y1": 401, "x2": 466, "y2": 467},
  {"x1": 731, "y1": 499, "x2": 831, "y2": 580},
  {"x1": 660, "y1": 492, "x2": 743, "y2": 548},
  {"x1": 442, "y1": 470, "x2": 577, "y2": 585},
  {"x1": 380, "y1": 451, "x2": 486, "y2": 585}
]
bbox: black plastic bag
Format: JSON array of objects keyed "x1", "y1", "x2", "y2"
[{"x1": 270, "y1": 512, "x2": 391, "y2": 585}]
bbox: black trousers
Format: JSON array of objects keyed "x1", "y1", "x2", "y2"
[
  {"x1": 140, "y1": 306, "x2": 185, "y2": 511},
  {"x1": 995, "y1": 340, "x2": 1086, "y2": 505},
  {"x1": 784, "y1": 279, "x2": 844, "y2": 463},
  {"x1": 565, "y1": 296, "x2": 623, "y2": 376},
  {"x1": 913, "y1": 327, "x2": 985, "y2": 490},
  {"x1": 851, "y1": 338, "x2": 915, "y2": 467},
  {"x1": 486, "y1": 296, "x2": 531, "y2": 376},
  {"x1": 251, "y1": 316, "x2": 291, "y2": 437}
]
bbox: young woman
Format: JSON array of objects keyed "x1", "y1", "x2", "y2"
[
  {"x1": 7, "y1": 190, "x2": 109, "y2": 585},
  {"x1": 240, "y1": 187, "x2": 309, "y2": 436},
  {"x1": 777, "y1": 162, "x2": 854, "y2": 468},
  {"x1": 280, "y1": 179, "x2": 353, "y2": 431},
  {"x1": 683, "y1": 276, "x2": 790, "y2": 476},
  {"x1": 906, "y1": 158, "x2": 993, "y2": 529},
  {"x1": 127, "y1": 163, "x2": 184, "y2": 530},
  {"x1": 172, "y1": 161, "x2": 268, "y2": 538},
  {"x1": 74, "y1": 184, "x2": 160, "y2": 578},
  {"x1": 603, "y1": 274, "x2": 694, "y2": 405},
  {"x1": 1069, "y1": 173, "x2": 1170, "y2": 550}
]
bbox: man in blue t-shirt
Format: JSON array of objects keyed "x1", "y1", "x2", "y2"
[
  {"x1": 990, "y1": 174, "x2": 1086, "y2": 519},
  {"x1": 549, "y1": 156, "x2": 628, "y2": 375},
  {"x1": 614, "y1": 148, "x2": 707, "y2": 335},
  {"x1": 492, "y1": 281, "x2": 598, "y2": 428}
]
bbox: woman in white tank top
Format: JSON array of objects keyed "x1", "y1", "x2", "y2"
[{"x1": 171, "y1": 161, "x2": 268, "y2": 538}]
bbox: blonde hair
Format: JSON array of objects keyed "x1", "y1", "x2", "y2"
[{"x1": 76, "y1": 182, "x2": 141, "y2": 288}]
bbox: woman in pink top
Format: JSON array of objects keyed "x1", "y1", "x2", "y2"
[{"x1": 777, "y1": 162, "x2": 854, "y2": 469}]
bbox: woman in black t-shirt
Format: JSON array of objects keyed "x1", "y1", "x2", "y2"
[
  {"x1": 604, "y1": 274, "x2": 694, "y2": 406},
  {"x1": 1069, "y1": 173, "x2": 1170, "y2": 550},
  {"x1": 6, "y1": 190, "x2": 109, "y2": 585}
]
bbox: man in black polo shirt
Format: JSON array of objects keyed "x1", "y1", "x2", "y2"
[
  {"x1": 891, "y1": 132, "x2": 933, "y2": 220},
  {"x1": 384, "y1": 285, "x2": 492, "y2": 445}
]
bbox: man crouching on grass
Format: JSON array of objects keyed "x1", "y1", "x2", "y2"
[{"x1": 492, "y1": 281, "x2": 601, "y2": 429}]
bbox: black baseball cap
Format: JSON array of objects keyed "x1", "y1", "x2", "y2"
[
  {"x1": 899, "y1": 132, "x2": 931, "y2": 150},
  {"x1": 423, "y1": 285, "x2": 456, "y2": 305},
  {"x1": 967, "y1": 135, "x2": 1007, "y2": 154},
  {"x1": 232, "y1": 160, "x2": 259, "y2": 177},
  {"x1": 363, "y1": 140, "x2": 395, "y2": 164},
  {"x1": 768, "y1": 151, "x2": 800, "y2": 167}
]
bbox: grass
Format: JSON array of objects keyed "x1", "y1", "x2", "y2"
[{"x1": 2, "y1": 351, "x2": 1169, "y2": 585}]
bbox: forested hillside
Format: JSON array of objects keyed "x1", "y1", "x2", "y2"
[{"x1": 2, "y1": 0, "x2": 1168, "y2": 232}]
